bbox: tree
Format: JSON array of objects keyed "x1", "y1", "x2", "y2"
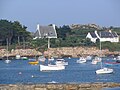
[{"x1": 0, "y1": 19, "x2": 31, "y2": 47}]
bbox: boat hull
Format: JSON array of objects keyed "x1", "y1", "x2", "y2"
[
  {"x1": 40, "y1": 64, "x2": 65, "y2": 71},
  {"x1": 29, "y1": 61, "x2": 39, "y2": 65},
  {"x1": 96, "y1": 68, "x2": 113, "y2": 74}
]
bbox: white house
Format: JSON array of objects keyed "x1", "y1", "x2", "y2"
[
  {"x1": 33, "y1": 24, "x2": 57, "y2": 48},
  {"x1": 86, "y1": 30, "x2": 119, "y2": 43},
  {"x1": 33, "y1": 24, "x2": 57, "y2": 39}
]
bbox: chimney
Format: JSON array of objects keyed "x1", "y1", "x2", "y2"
[
  {"x1": 52, "y1": 24, "x2": 56, "y2": 30},
  {"x1": 94, "y1": 30, "x2": 97, "y2": 34},
  {"x1": 37, "y1": 24, "x2": 40, "y2": 30}
]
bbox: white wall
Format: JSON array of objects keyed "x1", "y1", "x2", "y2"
[{"x1": 86, "y1": 31, "x2": 119, "y2": 43}]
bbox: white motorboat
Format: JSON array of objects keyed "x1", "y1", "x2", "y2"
[
  {"x1": 16, "y1": 55, "x2": 21, "y2": 59},
  {"x1": 39, "y1": 64, "x2": 65, "y2": 71},
  {"x1": 68, "y1": 57, "x2": 71, "y2": 59},
  {"x1": 55, "y1": 59, "x2": 68, "y2": 66},
  {"x1": 77, "y1": 57, "x2": 86, "y2": 63},
  {"x1": 96, "y1": 67, "x2": 113, "y2": 74},
  {"x1": 86, "y1": 55, "x2": 92, "y2": 60},
  {"x1": 91, "y1": 57, "x2": 101, "y2": 65},
  {"x1": 91, "y1": 60, "x2": 98, "y2": 64}
]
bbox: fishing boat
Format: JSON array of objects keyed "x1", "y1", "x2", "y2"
[
  {"x1": 5, "y1": 38, "x2": 11, "y2": 64},
  {"x1": 96, "y1": 32, "x2": 113, "y2": 74},
  {"x1": 40, "y1": 64, "x2": 65, "y2": 71}
]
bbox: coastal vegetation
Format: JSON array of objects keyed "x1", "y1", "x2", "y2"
[{"x1": 0, "y1": 19, "x2": 120, "y2": 52}]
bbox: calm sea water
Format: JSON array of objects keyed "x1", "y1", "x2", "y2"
[{"x1": 0, "y1": 57, "x2": 120, "y2": 84}]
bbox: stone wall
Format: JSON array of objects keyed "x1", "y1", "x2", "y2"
[
  {"x1": 44, "y1": 47, "x2": 115, "y2": 57},
  {"x1": 0, "y1": 83, "x2": 120, "y2": 90},
  {"x1": 0, "y1": 46, "x2": 120, "y2": 58},
  {"x1": 0, "y1": 49, "x2": 42, "y2": 57}
]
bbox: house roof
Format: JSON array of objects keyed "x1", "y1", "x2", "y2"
[
  {"x1": 112, "y1": 32, "x2": 118, "y2": 37},
  {"x1": 34, "y1": 24, "x2": 57, "y2": 39},
  {"x1": 89, "y1": 30, "x2": 118, "y2": 38},
  {"x1": 97, "y1": 31, "x2": 118, "y2": 38},
  {"x1": 34, "y1": 30, "x2": 39, "y2": 38},
  {"x1": 90, "y1": 32, "x2": 97, "y2": 38},
  {"x1": 39, "y1": 26, "x2": 57, "y2": 38}
]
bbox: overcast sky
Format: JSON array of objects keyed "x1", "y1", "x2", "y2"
[{"x1": 0, "y1": 0, "x2": 120, "y2": 32}]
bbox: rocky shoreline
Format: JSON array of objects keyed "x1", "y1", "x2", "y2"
[
  {"x1": 0, "y1": 46, "x2": 120, "y2": 58},
  {"x1": 0, "y1": 82, "x2": 120, "y2": 90}
]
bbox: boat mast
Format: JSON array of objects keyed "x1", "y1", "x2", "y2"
[
  {"x1": 6, "y1": 38, "x2": 9, "y2": 60},
  {"x1": 100, "y1": 32, "x2": 102, "y2": 69}
]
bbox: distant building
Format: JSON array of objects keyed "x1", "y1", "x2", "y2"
[
  {"x1": 34, "y1": 24, "x2": 57, "y2": 39},
  {"x1": 86, "y1": 30, "x2": 119, "y2": 43},
  {"x1": 33, "y1": 24, "x2": 57, "y2": 48}
]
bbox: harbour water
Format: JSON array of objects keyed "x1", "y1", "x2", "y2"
[{"x1": 0, "y1": 57, "x2": 120, "y2": 84}]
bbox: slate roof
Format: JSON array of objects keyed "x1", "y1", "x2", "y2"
[
  {"x1": 90, "y1": 32, "x2": 97, "y2": 38},
  {"x1": 112, "y1": 32, "x2": 118, "y2": 37},
  {"x1": 90, "y1": 31, "x2": 118, "y2": 38},
  {"x1": 97, "y1": 31, "x2": 118, "y2": 38},
  {"x1": 34, "y1": 25, "x2": 57, "y2": 39},
  {"x1": 39, "y1": 26, "x2": 57, "y2": 38},
  {"x1": 34, "y1": 30, "x2": 39, "y2": 38}
]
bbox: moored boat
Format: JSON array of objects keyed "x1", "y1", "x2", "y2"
[
  {"x1": 91, "y1": 57, "x2": 101, "y2": 65},
  {"x1": 116, "y1": 56, "x2": 120, "y2": 63},
  {"x1": 29, "y1": 61, "x2": 39, "y2": 65},
  {"x1": 21, "y1": 56, "x2": 28, "y2": 60},
  {"x1": 5, "y1": 59, "x2": 11, "y2": 64},
  {"x1": 16, "y1": 55, "x2": 21, "y2": 59},
  {"x1": 96, "y1": 32, "x2": 113, "y2": 74},
  {"x1": 48, "y1": 57, "x2": 54, "y2": 61},
  {"x1": 77, "y1": 57, "x2": 86, "y2": 63},
  {"x1": 39, "y1": 64, "x2": 65, "y2": 71},
  {"x1": 55, "y1": 59, "x2": 68, "y2": 66},
  {"x1": 96, "y1": 67, "x2": 113, "y2": 74}
]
